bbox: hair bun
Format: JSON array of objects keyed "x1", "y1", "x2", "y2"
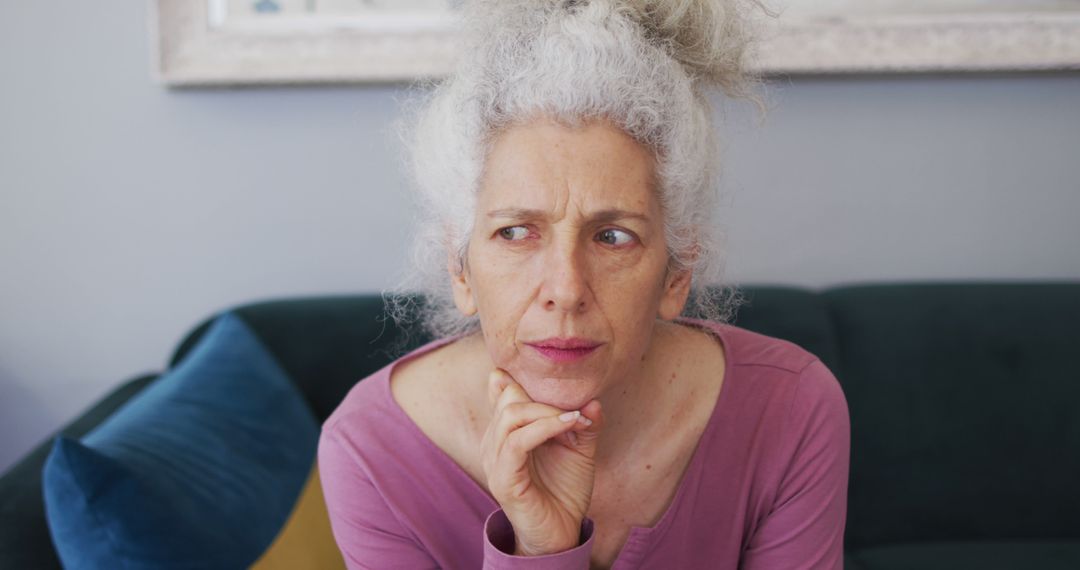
[
  {"x1": 617, "y1": 0, "x2": 774, "y2": 98},
  {"x1": 459, "y1": 0, "x2": 774, "y2": 101}
]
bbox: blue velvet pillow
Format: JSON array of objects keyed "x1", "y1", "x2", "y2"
[{"x1": 42, "y1": 312, "x2": 319, "y2": 569}]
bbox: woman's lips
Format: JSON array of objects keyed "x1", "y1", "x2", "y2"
[{"x1": 526, "y1": 343, "x2": 601, "y2": 363}]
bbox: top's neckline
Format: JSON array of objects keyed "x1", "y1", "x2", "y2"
[{"x1": 378, "y1": 317, "x2": 733, "y2": 559}]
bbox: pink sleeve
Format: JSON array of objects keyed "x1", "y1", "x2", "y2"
[
  {"x1": 740, "y1": 359, "x2": 851, "y2": 570},
  {"x1": 317, "y1": 426, "x2": 440, "y2": 570},
  {"x1": 482, "y1": 508, "x2": 595, "y2": 569}
]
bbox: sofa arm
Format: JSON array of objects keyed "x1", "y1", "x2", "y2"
[{"x1": 0, "y1": 373, "x2": 160, "y2": 569}]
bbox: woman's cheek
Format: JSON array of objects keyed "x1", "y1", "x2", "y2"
[{"x1": 477, "y1": 294, "x2": 521, "y2": 355}]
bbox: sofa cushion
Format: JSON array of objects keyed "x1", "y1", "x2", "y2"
[
  {"x1": 41, "y1": 312, "x2": 320, "y2": 569},
  {"x1": 169, "y1": 295, "x2": 434, "y2": 423},
  {"x1": 0, "y1": 372, "x2": 158, "y2": 570},
  {"x1": 250, "y1": 463, "x2": 345, "y2": 569}
]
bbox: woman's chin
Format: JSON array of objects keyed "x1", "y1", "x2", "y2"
[{"x1": 520, "y1": 375, "x2": 595, "y2": 411}]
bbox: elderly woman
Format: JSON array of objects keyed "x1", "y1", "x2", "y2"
[{"x1": 318, "y1": 0, "x2": 850, "y2": 568}]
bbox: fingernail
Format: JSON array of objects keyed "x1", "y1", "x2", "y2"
[
  {"x1": 559, "y1": 411, "x2": 580, "y2": 422},
  {"x1": 577, "y1": 415, "x2": 592, "y2": 426}
]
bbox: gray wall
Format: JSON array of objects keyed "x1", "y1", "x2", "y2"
[{"x1": 2, "y1": 3, "x2": 1078, "y2": 473}]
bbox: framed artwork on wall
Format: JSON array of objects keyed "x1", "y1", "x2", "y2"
[
  {"x1": 762, "y1": 0, "x2": 1080, "y2": 74},
  {"x1": 151, "y1": 0, "x2": 1080, "y2": 87},
  {"x1": 153, "y1": 0, "x2": 460, "y2": 85}
]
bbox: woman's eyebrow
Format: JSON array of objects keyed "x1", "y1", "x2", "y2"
[{"x1": 486, "y1": 208, "x2": 650, "y2": 224}]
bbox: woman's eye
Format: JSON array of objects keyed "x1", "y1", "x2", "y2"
[
  {"x1": 597, "y1": 228, "x2": 633, "y2": 246},
  {"x1": 497, "y1": 226, "x2": 529, "y2": 241}
]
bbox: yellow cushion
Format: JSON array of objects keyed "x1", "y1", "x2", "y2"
[{"x1": 250, "y1": 463, "x2": 345, "y2": 570}]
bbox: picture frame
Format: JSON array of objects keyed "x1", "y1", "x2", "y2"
[{"x1": 151, "y1": 0, "x2": 1080, "y2": 87}]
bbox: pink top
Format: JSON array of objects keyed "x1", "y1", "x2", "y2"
[{"x1": 318, "y1": 318, "x2": 851, "y2": 569}]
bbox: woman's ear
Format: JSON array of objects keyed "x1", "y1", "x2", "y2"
[
  {"x1": 657, "y1": 266, "x2": 693, "y2": 321},
  {"x1": 447, "y1": 248, "x2": 478, "y2": 317}
]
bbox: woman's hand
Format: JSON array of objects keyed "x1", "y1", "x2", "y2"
[{"x1": 481, "y1": 368, "x2": 605, "y2": 556}]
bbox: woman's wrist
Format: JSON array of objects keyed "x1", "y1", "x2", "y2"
[
  {"x1": 512, "y1": 540, "x2": 579, "y2": 557},
  {"x1": 511, "y1": 524, "x2": 585, "y2": 556}
]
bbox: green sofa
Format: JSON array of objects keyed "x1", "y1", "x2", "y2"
[{"x1": 2, "y1": 282, "x2": 1078, "y2": 568}]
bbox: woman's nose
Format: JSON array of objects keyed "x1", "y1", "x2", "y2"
[{"x1": 540, "y1": 242, "x2": 589, "y2": 313}]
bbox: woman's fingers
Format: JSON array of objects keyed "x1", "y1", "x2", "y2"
[
  {"x1": 480, "y1": 366, "x2": 602, "y2": 543},
  {"x1": 502, "y1": 412, "x2": 587, "y2": 460},
  {"x1": 491, "y1": 402, "x2": 588, "y2": 453},
  {"x1": 487, "y1": 412, "x2": 589, "y2": 503},
  {"x1": 483, "y1": 367, "x2": 591, "y2": 458}
]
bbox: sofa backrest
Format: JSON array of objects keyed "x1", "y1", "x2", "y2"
[{"x1": 824, "y1": 283, "x2": 1080, "y2": 549}]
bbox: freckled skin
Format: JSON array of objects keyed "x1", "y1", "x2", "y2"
[{"x1": 447, "y1": 116, "x2": 694, "y2": 417}]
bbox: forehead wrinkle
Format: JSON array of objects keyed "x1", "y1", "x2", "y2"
[
  {"x1": 485, "y1": 176, "x2": 653, "y2": 226},
  {"x1": 485, "y1": 206, "x2": 651, "y2": 224},
  {"x1": 550, "y1": 175, "x2": 571, "y2": 223}
]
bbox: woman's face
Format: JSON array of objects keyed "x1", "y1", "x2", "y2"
[{"x1": 449, "y1": 117, "x2": 692, "y2": 411}]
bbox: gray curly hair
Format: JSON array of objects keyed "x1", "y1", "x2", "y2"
[{"x1": 383, "y1": 0, "x2": 774, "y2": 342}]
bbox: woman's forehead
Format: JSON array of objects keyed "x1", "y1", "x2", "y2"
[
  {"x1": 483, "y1": 119, "x2": 654, "y2": 180},
  {"x1": 476, "y1": 118, "x2": 661, "y2": 222},
  {"x1": 477, "y1": 179, "x2": 658, "y2": 223}
]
